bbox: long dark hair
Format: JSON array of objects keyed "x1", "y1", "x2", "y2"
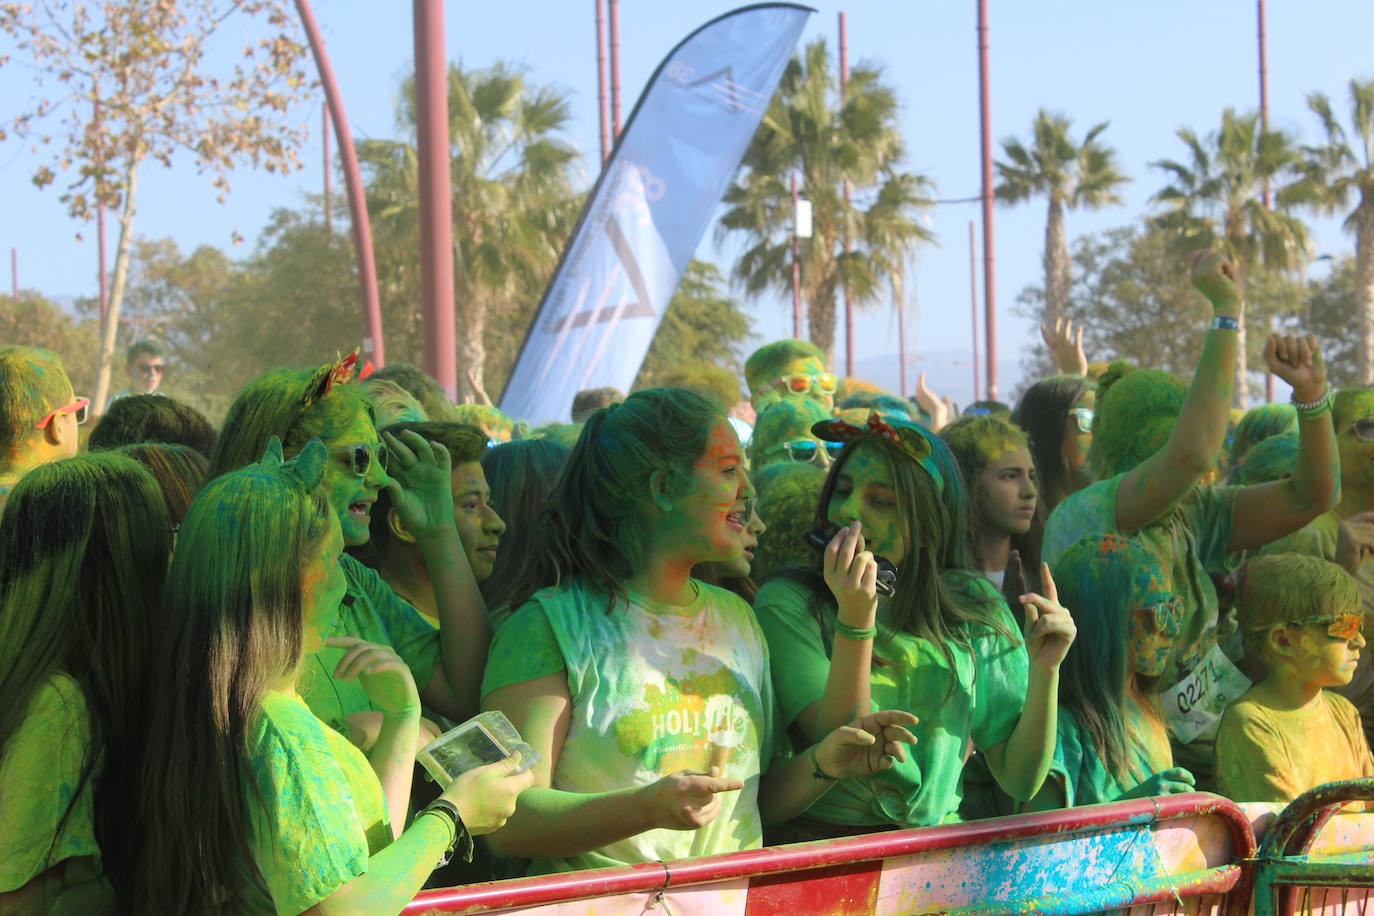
[
  {"x1": 939, "y1": 414, "x2": 1043, "y2": 603},
  {"x1": 479, "y1": 438, "x2": 570, "y2": 616},
  {"x1": 779, "y1": 427, "x2": 1010, "y2": 673},
  {"x1": 1052, "y1": 534, "x2": 1169, "y2": 788},
  {"x1": 109, "y1": 447, "x2": 334, "y2": 913},
  {"x1": 0, "y1": 454, "x2": 170, "y2": 893},
  {"x1": 1011, "y1": 374, "x2": 1090, "y2": 514},
  {"x1": 502, "y1": 387, "x2": 721, "y2": 614}
]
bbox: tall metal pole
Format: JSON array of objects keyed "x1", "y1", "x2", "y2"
[
  {"x1": 839, "y1": 11, "x2": 855, "y2": 378},
  {"x1": 413, "y1": 0, "x2": 457, "y2": 398},
  {"x1": 1259, "y1": 0, "x2": 1275, "y2": 402},
  {"x1": 294, "y1": 0, "x2": 386, "y2": 366},
  {"x1": 323, "y1": 105, "x2": 333, "y2": 236},
  {"x1": 969, "y1": 220, "x2": 981, "y2": 402},
  {"x1": 791, "y1": 172, "x2": 803, "y2": 339},
  {"x1": 977, "y1": 0, "x2": 998, "y2": 401},
  {"x1": 609, "y1": 0, "x2": 622, "y2": 139},
  {"x1": 595, "y1": 0, "x2": 610, "y2": 163}
]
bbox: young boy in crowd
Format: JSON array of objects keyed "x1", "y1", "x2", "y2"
[
  {"x1": 0, "y1": 346, "x2": 86, "y2": 513},
  {"x1": 744, "y1": 338, "x2": 835, "y2": 414},
  {"x1": 1215, "y1": 553, "x2": 1374, "y2": 803}
]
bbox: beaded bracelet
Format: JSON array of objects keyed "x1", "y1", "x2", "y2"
[
  {"x1": 833, "y1": 620, "x2": 878, "y2": 641},
  {"x1": 1292, "y1": 387, "x2": 1332, "y2": 420},
  {"x1": 419, "y1": 798, "x2": 475, "y2": 867}
]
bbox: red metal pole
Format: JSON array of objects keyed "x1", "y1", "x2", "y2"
[
  {"x1": 1259, "y1": 0, "x2": 1275, "y2": 403},
  {"x1": 609, "y1": 0, "x2": 622, "y2": 139},
  {"x1": 413, "y1": 0, "x2": 457, "y2": 399},
  {"x1": 969, "y1": 220, "x2": 981, "y2": 402},
  {"x1": 839, "y1": 11, "x2": 854, "y2": 378},
  {"x1": 791, "y1": 172, "x2": 802, "y2": 339},
  {"x1": 323, "y1": 105, "x2": 333, "y2": 236},
  {"x1": 294, "y1": 0, "x2": 386, "y2": 366},
  {"x1": 977, "y1": 0, "x2": 998, "y2": 401},
  {"x1": 595, "y1": 0, "x2": 610, "y2": 164}
]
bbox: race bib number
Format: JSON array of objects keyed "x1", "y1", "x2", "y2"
[{"x1": 1164, "y1": 643, "x2": 1251, "y2": 744}]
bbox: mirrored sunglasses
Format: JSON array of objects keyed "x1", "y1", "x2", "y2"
[
  {"x1": 1317, "y1": 612, "x2": 1364, "y2": 641},
  {"x1": 1130, "y1": 596, "x2": 1185, "y2": 636},
  {"x1": 34, "y1": 396, "x2": 90, "y2": 429},
  {"x1": 1068, "y1": 407, "x2": 1095, "y2": 434},
  {"x1": 776, "y1": 372, "x2": 838, "y2": 396},
  {"x1": 333, "y1": 442, "x2": 389, "y2": 477},
  {"x1": 1350, "y1": 418, "x2": 1374, "y2": 442},
  {"x1": 765, "y1": 438, "x2": 845, "y2": 463}
]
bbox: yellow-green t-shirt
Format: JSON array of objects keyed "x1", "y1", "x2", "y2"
[
  {"x1": 0, "y1": 673, "x2": 115, "y2": 913},
  {"x1": 754, "y1": 572, "x2": 1028, "y2": 828},
  {"x1": 1215, "y1": 689, "x2": 1374, "y2": 804},
  {"x1": 243, "y1": 690, "x2": 392, "y2": 915}
]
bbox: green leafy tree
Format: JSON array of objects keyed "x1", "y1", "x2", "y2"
[
  {"x1": 358, "y1": 62, "x2": 581, "y2": 404},
  {"x1": 1151, "y1": 108, "x2": 1311, "y2": 407},
  {"x1": 0, "y1": 0, "x2": 314, "y2": 415},
  {"x1": 996, "y1": 110, "x2": 1129, "y2": 329},
  {"x1": 1306, "y1": 256, "x2": 1361, "y2": 389},
  {"x1": 1288, "y1": 80, "x2": 1374, "y2": 383},
  {"x1": 0, "y1": 292, "x2": 100, "y2": 395},
  {"x1": 635, "y1": 260, "x2": 753, "y2": 389},
  {"x1": 719, "y1": 39, "x2": 934, "y2": 362}
]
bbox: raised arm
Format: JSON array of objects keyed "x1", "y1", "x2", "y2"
[
  {"x1": 383, "y1": 430, "x2": 491, "y2": 722},
  {"x1": 481, "y1": 674, "x2": 742, "y2": 860},
  {"x1": 1227, "y1": 334, "x2": 1338, "y2": 551},
  {"x1": 1114, "y1": 251, "x2": 1243, "y2": 534}
]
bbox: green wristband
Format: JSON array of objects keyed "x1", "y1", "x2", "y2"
[
  {"x1": 809, "y1": 744, "x2": 839, "y2": 782},
  {"x1": 833, "y1": 620, "x2": 877, "y2": 641}
]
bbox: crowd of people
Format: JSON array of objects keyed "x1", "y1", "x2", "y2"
[{"x1": 1, "y1": 249, "x2": 1370, "y2": 915}]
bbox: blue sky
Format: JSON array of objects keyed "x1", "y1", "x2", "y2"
[{"x1": 3, "y1": 1, "x2": 1373, "y2": 403}]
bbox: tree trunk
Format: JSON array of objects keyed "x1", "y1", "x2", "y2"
[
  {"x1": 807, "y1": 271, "x2": 839, "y2": 368},
  {"x1": 1356, "y1": 191, "x2": 1374, "y2": 386},
  {"x1": 1043, "y1": 197, "x2": 1071, "y2": 328},
  {"x1": 1233, "y1": 314, "x2": 1250, "y2": 409},
  {"x1": 92, "y1": 160, "x2": 141, "y2": 415},
  {"x1": 454, "y1": 295, "x2": 489, "y2": 405}
]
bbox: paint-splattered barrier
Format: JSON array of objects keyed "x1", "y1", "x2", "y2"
[
  {"x1": 1252, "y1": 779, "x2": 1374, "y2": 916},
  {"x1": 404, "y1": 792, "x2": 1268, "y2": 915}
]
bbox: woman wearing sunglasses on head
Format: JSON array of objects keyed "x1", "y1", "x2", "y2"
[
  {"x1": 1256, "y1": 388, "x2": 1374, "y2": 748},
  {"x1": 751, "y1": 400, "x2": 841, "y2": 471},
  {"x1": 1010, "y1": 374, "x2": 1095, "y2": 518},
  {"x1": 207, "y1": 355, "x2": 491, "y2": 750}
]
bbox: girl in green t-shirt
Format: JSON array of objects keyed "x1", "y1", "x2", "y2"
[
  {"x1": 0, "y1": 454, "x2": 171, "y2": 914},
  {"x1": 1025, "y1": 534, "x2": 1195, "y2": 810},
  {"x1": 110, "y1": 440, "x2": 532, "y2": 915},
  {"x1": 481, "y1": 388, "x2": 917, "y2": 871},
  {"x1": 754, "y1": 411, "x2": 1078, "y2": 835}
]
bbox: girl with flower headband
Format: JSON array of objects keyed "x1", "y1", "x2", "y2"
[
  {"x1": 481, "y1": 388, "x2": 916, "y2": 873},
  {"x1": 111, "y1": 440, "x2": 533, "y2": 914},
  {"x1": 1024, "y1": 534, "x2": 1195, "y2": 810},
  {"x1": 207, "y1": 354, "x2": 490, "y2": 747},
  {"x1": 755, "y1": 410, "x2": 1077, "y2": 837},
  {"x1": 0, "y1": 454, "x2": 170, "y2": 913}
]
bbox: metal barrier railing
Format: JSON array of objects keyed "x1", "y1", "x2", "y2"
[
  {"x1": 1252, "y1": 778, "x2": 1374, "y2": 916},
  {"x1": 404, "y1": 792, "x2": 1256, "y2": 915}
]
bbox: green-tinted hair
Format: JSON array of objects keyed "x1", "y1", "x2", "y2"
[
  {"x1": 744, "y1": 338, "x2": 824, "y2": 392},
  {"x1": 505, "y1": 387, "x2": 723, "y2": 613},
  {"x1": 368, "y1": 362, "x2": 459, "y2": 422},
  {"x1": 0, "y1": 453, "x2": 170, "y2": 895},
  {"x1": 113, "y1": 447, "x2": 334, "y2": 912},
  {"x1": 452, "y1": 403, "x2": 518, "y2": 441},
  {"x1": 1237, "y1": 553, "x2": 1360, "y2": 646},
  {"x1": 1332, "y1": 387, "x2": 1374, "y2": 432},
  {"x1": 1053, "y1": 534, "x2": 1171, "y2": 788},
  {"x1": 751, "y1": 399, "x2": 833, "y2": 468},
  {"x1": 752, "y1": 461, "x2": 828, "y2": 582},
  {"x1": 1227, "y1": 403, "x2": 1297, "y2": 483},
  {"x1": 1233, "y1": 433, "x2": 1298, "y2": 485},
  {"x1": 1089, "y1": 362, "x2": 1186, "y2": 478},
  {"x1": 361, "y1": 378, "x2": 429, "y2": 428},
  {"x1": 207, "y1": 364, "x2": 376, "y2": 477},
  {"x1": 0, "y1": 345, "x2": 73, "y2": 454},
  {"x1": 116, "y1": 442, "x2": 209, "y2": 526}
]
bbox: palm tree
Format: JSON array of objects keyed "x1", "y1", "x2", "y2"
[
  {"x1": 718, "y1": 40, "x2": 934, "y2": 363},
  {"x1": 1151, "y1": 108, "x2": 1310, "y2": 407},
  {"x1": 995, "y1": 110, "x2": 1128, "y2": 330},
  {"x1": 1288, "y1": 79, "x2": 1374, "y2": 384},
  {"x1": 359, "y1": 62, "x2": 580, "y2": 404}
]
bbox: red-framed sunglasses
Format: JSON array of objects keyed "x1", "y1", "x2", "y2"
[{"x1": 35, "y1": 396, "x2": 91, "y2": 429}]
